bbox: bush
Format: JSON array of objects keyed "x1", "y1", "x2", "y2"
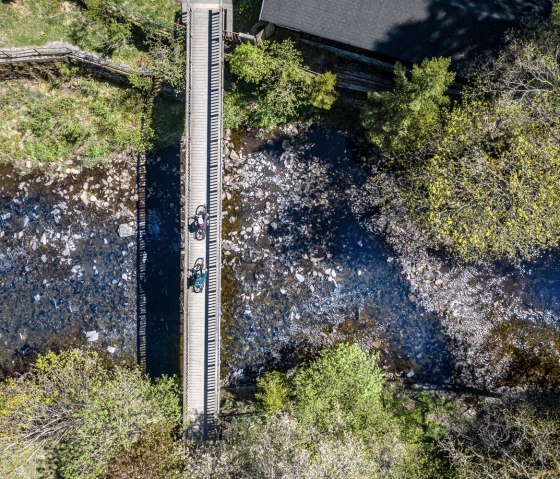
[
  {"x1": 223, "y1": 91, "x2": 249, "y2": 130},
  {"x1": 442, "y1": 401, "x2": 560, "y2": 479},
  {"x1": 0, "y1": 349, "x2": 181, "y2": 479},
  {"x1": 293, "y1": 343, "x2": 388, "y2": 437}
]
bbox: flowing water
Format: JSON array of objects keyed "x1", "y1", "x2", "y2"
[{"x1": 1, "y1": 127, "x2": 559, "y2": 390}]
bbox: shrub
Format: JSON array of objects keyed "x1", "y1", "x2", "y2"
[
  {"x1": 255, "y1": 371, "x2": 291, "y2": 414},
  {"x1": 293, "y1": 343, "x2": 388, "y2": 437},
  {"x1": 0, "y1": 349, "x2": 181, "y2": 479}
]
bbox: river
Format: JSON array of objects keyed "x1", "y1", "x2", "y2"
[{"x1": 1, "y1": 125, "x2": 559, "y2": 390}]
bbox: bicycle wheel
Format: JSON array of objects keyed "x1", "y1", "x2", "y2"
[{"x1": 195, "y1": 229, "x2": 205, "y2": 241}]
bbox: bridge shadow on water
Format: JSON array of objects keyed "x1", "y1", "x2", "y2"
[{"x1": 137, "y1": 145, "x2": 182, "y2": 377}]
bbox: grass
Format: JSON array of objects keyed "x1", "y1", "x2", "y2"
[
  {"x1": 109, "y1": 0, "x2": 179, "y2": 29},
  {"x1": 0, "y1": 0, "x2": 180, "y2": 68},
  {"x1": 0, "y1": 72, "x2": 150, "y2": 169},
  {"x1": 0, "y1": 0, "x2": 80, "y2": 47}
]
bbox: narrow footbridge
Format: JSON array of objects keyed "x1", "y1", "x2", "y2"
[{"x1": 180, "y1": 0, "x2": 232, "y2": 439}]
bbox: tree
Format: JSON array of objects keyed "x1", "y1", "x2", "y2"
[
  {"x1": 293, "y1": 343, "x2": 389, "y2": 437},
  {"x1": 370, "y1": 18, "x2": 560, "y2": 262},
  {"x1": 0, "y1": 349, "x2": 181, "y2": 479},
  {"x1": 442, "y1": 401, "x2": 560, "y2": 479},
  {"x1": 255, "y1": 371, "x2": 291, "y2": 415},
  {"x1": 186, "y1": 345, "x2": 450, "y2": 479},
  {"x1": 401, "y1": 98, "x2": 560, "y2": 261},
  {"x1": 229, "y1": 40, "x2": 336, "y2": 127},
  {"x1": 361, "y1": 58, "x2": 455, "y2": 156}
]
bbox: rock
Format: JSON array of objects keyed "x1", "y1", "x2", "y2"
[
  {"x1": 40, "y1": 233, "x2": 47, "y2": 245},
  {"x1": 62, "y1": 248, "x2": 70, "y2": 256},
  {"x1": 406, "y1": 369, "x2": 415, "y2": 378},
  {"x1": 408, "y1": 294, "x2": 417, "y2": 302},
  {"x1": 107, "y1": 346, "x2": 116, "y2": 354},
  {"x1": 230, "y1": 150, "x2": 240, "y2": 161},
  {"x1": 434, "y1": 278, "x2": 444, "y2": 286},
  {"x1": 33, "y1": 294, "x2": 41, "y2": 302},
  {"x1": 295, "y1": 273, "x2": 305, "y2": 283},
  {"x1": 41, "y1": 254, "x2": 47, "y2": 263},
  {"x1": 118, "y1": 224, "x2": 134, "y2": 238},
  {"x1": 79, "y1": 191, "x2": 89, "y2": 205},
  {"x1": 282, "y1": 139, "x2": 291, "y2": 150},
  {"x1": 85, "y1": 330, "x2": 99, "y2": 342}
]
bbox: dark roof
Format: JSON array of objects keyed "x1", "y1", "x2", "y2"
[{"x1": 260, "y1": 0, "x2": 551, "y2": 66}]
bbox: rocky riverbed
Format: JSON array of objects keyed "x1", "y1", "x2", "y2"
[
  {"x1": 1, "y1": 124, "x2": 558, "y2": 391},
  {"x1": 0, "y1": 158, "x2": 138, "y2": 375},
  {"x1": 222, "y1": 123, "x2": 560, "y2": 391},
  {"x1": 0, "y1": 147, "x2": 182, "y2": 377}
]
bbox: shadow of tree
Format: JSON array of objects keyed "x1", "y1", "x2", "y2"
[{"x1": 372, "y1": 0, "x2": 551, "y2": 70}]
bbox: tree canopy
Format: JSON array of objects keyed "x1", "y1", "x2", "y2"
[
  {"x1": 361, "y1": 58, "x2": 455, "y2": 157},
  {"x1": 228, "y1": 40, "x2": 337, "y2": 127},
  {"x1": 0, "y1": 349, "x2": 180, "y2": 479},
  {"x1": 365, "y1": 13, "x2": 560, "y2": 262}
]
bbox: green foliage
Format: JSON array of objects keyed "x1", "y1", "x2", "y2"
[
  {"x1": 146, "y1": 34, "x2": 186, "y2": 91},
  {"x1": 0, "y1": 76, "x2": 153, "y2": 169},
  {"x1": 370, "y1": 22, "x2": 560, "y2": 262},
  {"x1": 188, "y1": 345, "x2": 451, "y2": 479},
  {"x1": 71, "y1": 14, "x2": 133, "y2": 56},
  {"x1": 308, "y1": 71, "x2": 337, "y2": 109},
  {"x1": 293, "y1": 343, "x2": 388, "y2": 437},
  {"x1": 229, "y1": 40, "x2": 337, "y2": 127},
  {"x1": 0, "y1": 349, "x2": 181, "y2": 479},
  {"x1": 361, "y1": 58, "x2": 455, "y2": 156},
  {"x1": 255, "y1": 371, "x2": 291, "y2": 414},
  {"x1": 403, "y1": 98, "x2": 560, "y2": 261},
  {"x1": 552, "y1": 0, "x2": 560, "y2": 26},
  {"x1": 223, "y1": 91, "x2": 250, "y2": 130},
  {"x1": 0, "y1": 0, "x2": 179, "y2": 68}
]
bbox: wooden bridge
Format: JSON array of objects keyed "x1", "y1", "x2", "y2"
[{"x1": 180, "y1": 0, "x2": 232, "y2": 440}]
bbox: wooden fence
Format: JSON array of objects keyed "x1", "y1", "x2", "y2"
[{"x1": 0, "y1": 42, "x2": 183, "y2": 100}]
